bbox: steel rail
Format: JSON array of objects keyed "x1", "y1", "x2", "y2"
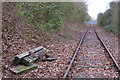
[
  {"x1": 94, "y1": 29, "x2": 120, "y2": 73},
  {"x1": 63, "y1": 29, "x2": 89, "y2": 78}
]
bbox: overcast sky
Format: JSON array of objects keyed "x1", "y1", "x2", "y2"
[{"x1": 87, "y1": 0, "x2": 114, "y2": 19}]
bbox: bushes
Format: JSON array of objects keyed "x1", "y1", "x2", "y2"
[
  {"x1": 16, "y1": 3, "x2": 63, "y2": 29},
  {"x1": 15, "y1": 2, "x2": 89, "y2": 29},
  {"x1": 97, "y1": 13, "x2": 104, "y2": 26},
  {"x1": 2, "y1": 2, "x2": 90, "y2": 44},
  {"x1": 104, "y1": 24, "x2": 112, "y2": 32},
  {"x1": 97, "y1": 1, "x2": 119, "y2": 35}
]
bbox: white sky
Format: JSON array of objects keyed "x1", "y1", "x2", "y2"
[{"x1": 87, "y1": 0, "x2": 114, "y2": 19}]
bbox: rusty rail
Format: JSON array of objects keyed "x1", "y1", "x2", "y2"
[
  {"x1": 94, "y1": 29, "x2": 120, "y2": 73},
  {"x1": 63, "y1": 28, "x2": 120, "y2": 78},
  {"x1": 63, "y1": 29, "x2": 89, "y2": 78}
]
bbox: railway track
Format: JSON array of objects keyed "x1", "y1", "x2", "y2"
[{"x1": 63, "y1": 28, "x2": 120, "y2": 78}]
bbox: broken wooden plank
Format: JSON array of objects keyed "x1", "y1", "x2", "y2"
[
  {"x1": 42, "y1": 57, "x2": 57, "y2": 61},
  {"x1": 29, "y1": 46, "x2": 43, "y2": 53},
  {"x1": 12, "y1": 51, "x2": 30, "y2": 65},
  {"x1": 21, "y1": 52, "x2": 46, "y2": 66},
  {"x1": 42, "y1": 54, "x2": 58, "y2": 61},
  {"x1": 10, "y1": 64, "x2": 37, "y2": 74},
  {"x1": 12, "y1": 46, "x2": 44, "y2": 65}
]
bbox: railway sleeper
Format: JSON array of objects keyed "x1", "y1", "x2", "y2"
[
  {"x1": 12, "y1": 46, "x2": 44, "y2": 65},
  {"x1": 21, "y1": 52, "x2": 46, "y2": 66},
  {"x1": 10, "y1": 46, "x2": 57, "y2": 74},
  {"x1": 77, "y1": 65, "x2": 114, "y2": 68}
]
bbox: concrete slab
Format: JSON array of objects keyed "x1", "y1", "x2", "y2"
[{"x1": 10, "y1": 64, "x2": 37, "y2": 74}]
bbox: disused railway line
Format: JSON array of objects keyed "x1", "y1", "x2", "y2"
[{"x1": 63, "y1": 28, "x2": 120, "y2": 78}]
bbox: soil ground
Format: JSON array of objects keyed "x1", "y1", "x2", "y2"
[{"x1": 2, "y1": 25, "x2": 119, "y2": 78}]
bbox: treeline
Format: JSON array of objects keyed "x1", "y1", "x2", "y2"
[
  {"x1": 9, "y1": 2, "x2": 90, "y2": 29},
  {"x1": 97, "y1": 1, "x2": 119, "y2": 35}
]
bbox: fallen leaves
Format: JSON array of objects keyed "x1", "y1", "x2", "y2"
[{"x1": 2, "y1": 22, "x2": 84, "y2": 78}]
